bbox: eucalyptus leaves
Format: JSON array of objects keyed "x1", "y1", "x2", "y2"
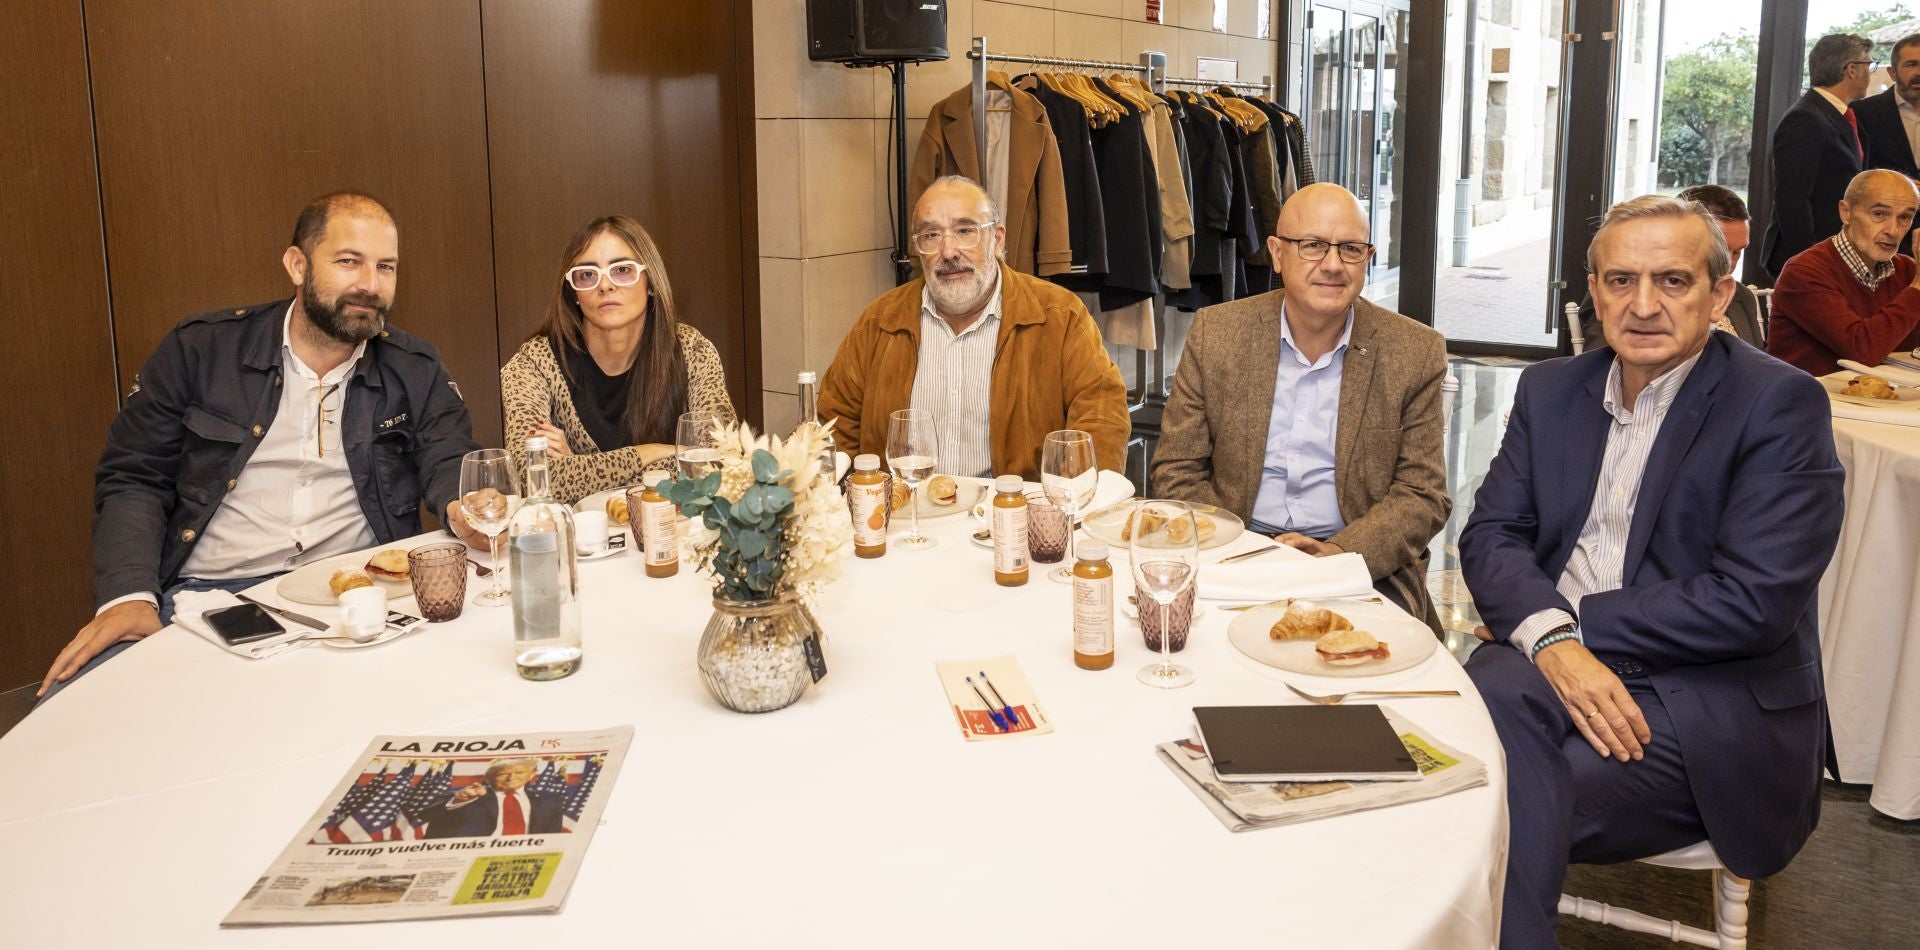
[{"x1": 662, "y1": 421, "x2": 853, "y2": 605}]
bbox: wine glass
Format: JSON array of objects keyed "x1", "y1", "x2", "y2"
[
  {"x1": 885, "y1": 408, "x2": 939, "y2": 551},
  {"x1": 1131, "y1": 499, "x2": 1199, "y2": 688},
  {"x1": 676, "y1": 410, "x2": 728, "y2": 480},
  {"x1": 459, "y1": 448, "x2": 519, "y2": 607},
  {"x1": 1041, "y1": 429, "x2": 1099, "y2": 583}
]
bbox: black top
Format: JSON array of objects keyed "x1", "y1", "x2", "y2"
[
  {"x1": 1763, "y1": 89, "x2": 1865, "y2": 277},
  {"x1": 557, "y1": 339, "x2": 636, "y2": 452}
]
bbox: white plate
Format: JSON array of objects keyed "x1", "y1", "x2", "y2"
[
  {"x1": 1820, "y1": 374, "x2": 1920, "y2": 409},
  {"x1": 277, "y1": 551, "x2": 415, "y2": 607},
  {"x1": 1080, "y1": 499, "x2": 1245, "y2": 551},
  {"x1": 895, "y1": 477, "x2": 989, "y2": 521},
  {"x1": 575, "y1": 532, "x2": 630, "y2": 562},
  {"x1": 1226, "y1": 600, "x2": 1437, "y2": 678},
  {"x1": 575, "y1": 486, "x2": 635, "y2": 517},
  {"x1": 319, "y1": 625, "x2": 408, "y2": 650}
]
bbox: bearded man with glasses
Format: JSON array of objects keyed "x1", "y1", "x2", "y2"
[
  {"x1": 819, "y1": 175, "x2": 1128, "y2": 480},
  {"x1": 1152, "y1": 183, "x2": 1452, "y2": 634}
]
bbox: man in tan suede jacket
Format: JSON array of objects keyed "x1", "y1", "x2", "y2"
[
  {"x1": 819, "y1": 176, "x2": 1129, "y2": 481},
  {"x1": 1152, "y1": 184, "x2": 1451, "y2": 632}
]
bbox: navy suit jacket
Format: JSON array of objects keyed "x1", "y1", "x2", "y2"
[
  {"x1": 1460, "y1": 333, "x2": 1844, "y2": 879},
  {"x1": 1765, "y1": 89, "x2": 1865, "y2": 277},
  {"x1": 1853, "y1": 87, "x2": 1920, "y2": 179},
  {"x1": 421, "y1": 789, "x2": 564, "y2": 839}
]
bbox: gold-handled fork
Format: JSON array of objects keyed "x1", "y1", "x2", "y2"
[
  {"x1": 1221, "y1": 595, "x2": 1383, "y2": 612},
  {"x1": 1285, "y1": 683, "x2": 1459, "y2": 706}
]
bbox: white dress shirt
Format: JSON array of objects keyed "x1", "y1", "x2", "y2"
[
  {"x1": 180, "y1": 307, "x2": 377, "y2": 578},
  {"x1": 909, "y1": 273, "x2": 1003, "y2": 479},
  {"x1": 1509, "y1": 351, "x2": 1704, "y2": 658}
]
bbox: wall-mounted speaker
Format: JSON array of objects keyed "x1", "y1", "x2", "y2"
[{"x1": 806, "y1": 0, "x2": 949, "y2": 64}]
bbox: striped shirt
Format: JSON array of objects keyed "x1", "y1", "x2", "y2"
[
  {"x1": 1510, "y1": 350, "x2": 1704, "y2": 658},
  {"x1": 910, "y1": 274, "x2": 1003, "y2": 478},
  {"x1": 1832, "y1": 233, "x2": 1894, "y2": 290}
]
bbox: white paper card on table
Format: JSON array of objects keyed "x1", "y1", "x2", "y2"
[
  {"x1": 1197, "y1": 550, "x2": 1372, "y2": 602},
  {"x1": 934, "y1": 654, "x2": 1053, "y2": 740},
  {"x1": 173, "y1": 590, "x2": 314, "y2": 660}
]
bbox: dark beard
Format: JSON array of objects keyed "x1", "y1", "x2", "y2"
[{"x1": 301, "y1": 282, "x2": 388, "y2": 344}]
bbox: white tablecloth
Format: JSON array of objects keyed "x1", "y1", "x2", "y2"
[
  {"x1": 1820, "y1": 417, "x2": 1920, "y2": 819},
  {"x1": 0, "y1": 513, "x2": 1508, "y2": 948}
]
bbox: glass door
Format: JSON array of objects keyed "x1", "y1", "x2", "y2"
[{"x1": 1302, "y1": 1, "x2": 1410, "y2": 307}]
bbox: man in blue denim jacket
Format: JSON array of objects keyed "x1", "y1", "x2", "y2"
[{"x1": 39, "y1": 192, "x2": 479, "y2": 700}]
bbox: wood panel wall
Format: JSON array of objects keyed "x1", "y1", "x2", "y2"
[
  {"x1": 0, "y1": 0, "x2": 123, "y2": 692},
  {"x1": 1, "y1": 0, "x2": 754, "y2": 690}
]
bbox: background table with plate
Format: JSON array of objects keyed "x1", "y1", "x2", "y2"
[
  {"x1": 1817, "y1": 364, "x2": 1920, "y2": 818},
  {"x1": 0, "y1": 478, "x2": 1507, "y2": 948}
]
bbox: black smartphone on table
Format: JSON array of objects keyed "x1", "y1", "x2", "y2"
[{"x1": 203, "y1": 603, "x2": 287, "y2": 645}]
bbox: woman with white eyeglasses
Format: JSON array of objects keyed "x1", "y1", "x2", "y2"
[{"x1": 494, "y1": 214, "x2": 735, "y2": 505}]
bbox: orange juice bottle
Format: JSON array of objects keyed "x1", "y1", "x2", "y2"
[
  {"x1": 848, "y1": 454, "x2": 888, "y2": 558},
  {"x1": 639, "y1": 471, "x2": 679, "y2": 578},
  {"x1": 991, "y1": 475, "x2": 1029, "y2": 587},
  {"x1": 1073, "y1": 541, "x2": 1114, "y2": 670}
]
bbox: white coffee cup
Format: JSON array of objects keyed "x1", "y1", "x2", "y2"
[
  {"x1": 574, "y1": 510, "x2": 609, "y2": 555},
  {"x1": 337, "y1": 586, "x2": 389, "y2": 641}
]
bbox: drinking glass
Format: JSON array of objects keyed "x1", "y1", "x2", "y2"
[
  {"x1": 885, "y1": 408, "x2": 939, "y2": 551},
  {"x1": 676, "y1": 410, "x2": 729, "y2": 480},
  {"x1": 407, "y1": 542, "x2": 468, "y2": 622},
  {"x1": 1130, "y1": 499, "x2": 1199, "y2": 688},
  {"x1": 460, "y1": 448, "x2": 518, "y2": 607},
  {"x1": 1040, "y1": 429, "x2": 1098, "y2": 582}
]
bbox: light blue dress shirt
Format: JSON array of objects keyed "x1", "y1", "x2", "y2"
[{"x1": 1249, "y1": 305, "x2": 1352, "y2": 538}]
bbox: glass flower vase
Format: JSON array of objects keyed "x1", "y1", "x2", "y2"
[{"x1": 695, "y1": 596, "x2": 815, "y2": 713}]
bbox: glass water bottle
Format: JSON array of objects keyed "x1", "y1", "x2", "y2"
[{"x1": 508, "y1": 436, "x2": 582, "y2": 680}]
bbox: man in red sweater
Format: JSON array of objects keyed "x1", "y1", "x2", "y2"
[{"x1": 1769, "y1": 169, "x2": 1920, "y2": 375}]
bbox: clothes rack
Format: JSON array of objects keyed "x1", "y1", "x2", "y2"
[{"x1": 966, "y1": 37, "x2": 1157, "y2": 176}]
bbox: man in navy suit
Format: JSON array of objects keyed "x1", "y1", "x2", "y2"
[
  {"x1": 1852, "y1": 33, "x2": 1920, "y2": 181},
  {"x1": 1463, "y1": 195, "x2": 1844, "y2": 948},
  {"x1": 1764, "y1": 33, "x2": 1874, "y2": 278},
  {"x1": 421, "y1": 759, "x2": 565, "y2": 839}
]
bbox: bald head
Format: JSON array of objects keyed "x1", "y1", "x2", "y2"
[
  {"x1": 1274, "y1": 182, "x2": 1369, "y2": 238},
  {"x1": 915, "y1": 175, "x2": 998, "y2": 227},
  {"x1": 291, "y1": 192, "x2": 393, "y2": 257},
  {"x1": 1268, "y1": 183, "x2": 1373, "y2": 322},
  {"x1": 1838, "y1": 170, "x2": 1920, "y2": 264}
]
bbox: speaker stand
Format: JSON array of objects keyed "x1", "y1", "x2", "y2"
[{"x1": 887, "y1": 61, "x2": 912, "y2": 285}]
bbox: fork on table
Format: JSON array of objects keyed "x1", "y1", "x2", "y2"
[{"x1": 1284, "y1": 683, "x2": 1460, "y2": 706}]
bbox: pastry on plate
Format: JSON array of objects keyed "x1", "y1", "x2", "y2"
[
  {"x1": 364, "y1": 548, "x2": 410, "y2": 581},
  {"x1": 1165, "y1": 515, "x2": 1218, "y2": 545},
  {"x1": 1841, "y1": 374, "x2": 1899, "y2": 400},
  {"x1": 605, "y1": 495, "x2": 630, "y2": 525},
  {"x1": 329, "y1": 569, "x2": 375, "y2": 597},
  {"x1": 1121, "y1": 505, "x2": 1166, "y2": 541},
  {"x1": 927, "y1": 473, "x2": 959, "y2": 506},
  {"x1": 889, "y1": 480, "x2": 912, "y2": 512},
  {"x1": 1315, "y1": 629, "x2": 1391, "y2": 666},
  {"x1": 1268, "y1": 600, "x2": 1354, "y2": 641}
]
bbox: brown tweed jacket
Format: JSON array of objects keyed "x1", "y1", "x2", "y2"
[{"x1": 1151, "y1": 292, "x2": 1452, "y2": 632}]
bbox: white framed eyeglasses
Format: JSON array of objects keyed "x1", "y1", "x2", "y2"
[{"x1": 564, "y1": 259, "x2": 647, "y2": 292}]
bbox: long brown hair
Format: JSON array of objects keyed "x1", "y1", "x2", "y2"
[{"x1": 534, "y1": 215, "x2": 688, "y2": 445}]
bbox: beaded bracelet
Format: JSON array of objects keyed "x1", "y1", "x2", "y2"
[{"x1": 1531, "y1": 629, "x2": 1581, "y2": 657}]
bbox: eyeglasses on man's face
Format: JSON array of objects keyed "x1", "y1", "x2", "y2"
[
  {"x1": 565, "y1": 259, "x2": 646, "y2": 292},
  {"x1": 1275, "y1": 235, "x2": 1375, "y2": 264},
  {"x1": 912, "y1": 222, "x2": 996, "y2": 256}
]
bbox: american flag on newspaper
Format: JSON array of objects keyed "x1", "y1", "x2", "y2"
[{"x1": 309, "y1": 753, "x2": 613, "y2": 844}]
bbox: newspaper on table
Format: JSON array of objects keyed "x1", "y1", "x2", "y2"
[
  {"x1": 1157, "y1": 707, "x2": 1486, "y2": 833},
  {"x1": 223, "y1": 726, "x2": 633, "y2": 926}
]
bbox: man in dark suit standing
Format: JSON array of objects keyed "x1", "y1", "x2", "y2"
[
  {"x1": 1764, "y1": 33, "x2": 1875, "y2": 278},
  {"x1": 421, "y1": 759, "x2": 565, "y2": 838},
  {"x1": 1853, "y1": 33, "x2": 1920, "y2": 180},
  {"x1": 1464, "y1": 195, "x2": 1844, "y2": 948}
]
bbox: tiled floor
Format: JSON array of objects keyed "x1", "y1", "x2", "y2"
[
  {"x1": 1434, "y1": 236, "x2": 1560, "y2": 348},
  {"x1": 4, "y1": 358, "x2": 1914, "y2": 947}
]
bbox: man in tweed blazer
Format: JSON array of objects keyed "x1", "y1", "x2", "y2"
[{"x1": 1152, "y1": 184, "x2": 1451, "y2": 633}]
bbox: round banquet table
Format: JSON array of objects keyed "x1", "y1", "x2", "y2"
[
  {"x1": 1819, "y1": 415, "x2": 1920, "y2": 819},
  {"x1": 0, "y1": 507, "x2": 1508, "y2": 948}
]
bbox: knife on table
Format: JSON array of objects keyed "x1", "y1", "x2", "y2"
[{"x1": 236, "y1": 594, "x2": 330, "y2": 632}]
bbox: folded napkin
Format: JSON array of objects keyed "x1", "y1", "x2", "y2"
[
  {"x1": 1837, "y1": 359, "x2": 1920, "y2": 388},
  {"x1": 173, "y1": 590, "x2": 316, "y2": 659},
  {"x1": 1195, "y1": 550, "x2": 1374, "y2": 602}
]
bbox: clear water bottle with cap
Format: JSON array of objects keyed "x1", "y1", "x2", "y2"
[
  {"x1": 508, "y1": 436, "x2": 582, "y2": 680},
  {"x1": 796, "y1": 370, "x2": 838, "y2": 485}
]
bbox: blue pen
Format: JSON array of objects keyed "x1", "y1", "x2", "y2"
[
  {"x1": 977, "y1": 671, "x2": 1019, "y2": 728},
  {"x1": 966, "y1": 677, "x2": 1009, "y2": 732}
]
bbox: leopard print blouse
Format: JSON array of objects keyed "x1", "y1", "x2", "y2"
[{"x1": 501, "y1": 325, "x2": 736, "y2": 504}]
